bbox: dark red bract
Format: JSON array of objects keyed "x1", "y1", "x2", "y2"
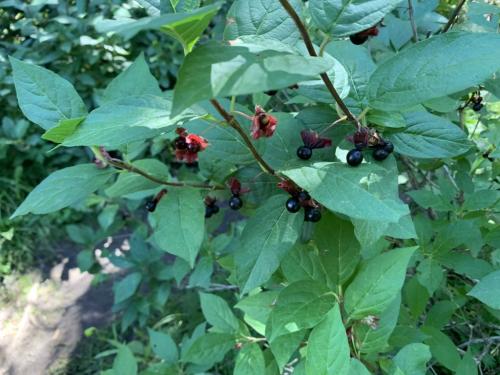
[{"x1": 251, "y1": 106, "x2": 278, "y2": 139}]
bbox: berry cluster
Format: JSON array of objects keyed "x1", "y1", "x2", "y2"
[
  {"x1": 279, "y1": 181, "x2": 322, "y2": 223},
  {"x1": 296, "y1": 130, "x2": 332, "y2": 160},
  {"x1": 204, "y1": 197, "x2": 220, "y2": 218},
  {"x1": 350, "y1": 25, "x2": 380, "y2": 45},
  {"x1": 173, "y1": 128, "x2": 208, "y2": 163},
  {"x1": 346, "y1": 129, "x2": 394, "y2": 167},
  {"x1": 145, "y1": 189, "x2": 168, "y2": 213}
]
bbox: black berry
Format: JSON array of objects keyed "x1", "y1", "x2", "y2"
[
  {"x1": 297, "y1": 146, "x2": 313, "y2": 160},
  {"x1": 304, "y1": 207, "x2": 322, "y2": 223},
  {"x1": 286, "y1": 197, "x2": 301, "y2": 213},
  {"x1": 186, "y1": 162, "x2": 199, "y2": 171},
  {"x1": 350, "y1": 34, "x2": 369, "y2": 45},
  {"x1": 145, "y1": 200, "x2": 157, "y2": 212},
  {"x1": 347, "y1": 149, "x2": 363, "y2": 167},
  {"x1": 297, "y1": 191, "x2": 311, "y2": 202},
  {"x1": 265, "y1": 90, "x2": 278, "y2": 96},
  {"x1": 473, "y1": 103, "x2": 483, "y2": 112},
  {"x1": 174, "y1": 137, "x2": 187, "y2": 150},
  {"x1": 205, "y1": 206, "x2": 213, "y2": 218},
  {"x1": 355, "y1": 142, "x2": 365, "y2": 151},
  {"x1": 229, "y1": 195, "x2": 243, "y2": 210},
  {"x1": 373, "y1": 148, "x2": 389, "y2": 161},
  {"x1": 383, "y1": 141, "x2": 394, "y2": 154}
]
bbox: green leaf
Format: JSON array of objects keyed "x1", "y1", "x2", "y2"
[
  {"x1": 283, "y1": 161, "x2": 409, "y2": 223},
  {"x1": 309, "y1": 0, "x2": 403, "y2": 37},
  {"x1": 456, "y1": 351, "x2": 478, "y2": 375},
  {"x1": 280, "y1": 244, "x2": 328, "y2": 285},
  {"x1": 105, "y1": 159, "x2": 169, "y2": 198},
  {"x1": 367, "y1": 110, "x2": 406, "y2": 129},
  {"x1": 102, "y1": 54, "x2": 161, "y2": 104},
  {"x1": 113, "y1": 345, "x2": 138, "y2": 375},
  {"x1": 96, "y1": 3, "x2": 222, "y2": 53},
  {"x1": 188, "y1": 257, "x2": 213, "y2": 288},
  {"x1": 11, "y1": 164, "x2": 115, "y2": 218},
  {"x1": 63, "y1": 95, "x2": 184, "y2": 147},
  {"x1": 199, "y1": 292, "x2": 239, "y2": 333},
  {"x1": 438, "y1": 253, "x2": 493, "y2": 280},
  {"x1": 182, "y1": 332, "x2": 234, "y2": 365},
  {"x1": 467, "y1": 270, "x2": 500, "y2": 309},
  {"x1": 172, "y1": 42, "x2": 333, "y2": 115},
  {"x1": 388, "y1": 112, "x2": 471, "y2": 159},
  {"x1": 10, "y1": 57, "x2": 87, "y2": 130},
  {"x1": 416, "y1": 258, "x2": 443, "y2": 295},
  {"x1": 152, "y1": 189, "x2": 205, "y2": 267},
  {"x1": 224, "y1": 0, "x2": 302, "y2": 44},
  {"x1": 349, "y1": 359, "x2": 371, "y2": 375},
  {"x1": 368, "y1": 32, "x2": 500, "y2": 111},
  {"x1": 306, "y1": 304, "x2": 350, "y2": 375},
  {"x1": 234, "y1": 343, "x2": 266, "y2": 375},
  {"x1": 314, "y1": 212, "x2": 360, "y2": 290},
  {"x1": 114, "y1": 272, "x2": 142, "y2": 304},
  {"x1": 421, "y1": 326, "x2": 460, "y2": 371},
  {"x1": 266, "y1": 280, "x2": 336, "y2": 342},
  {"x1": 235, "y1": 195, "x2": 302, "y2": 294},
  {"x1": 148, "y1": 329, "x2": 179, "y2": 364},
  {"x1": 355, "y1": 295, "x2": 401, "y2": 354},
  {"x1": 268, "y1": 330, "x2": 306, "y2": 370},
  {"x1": 41, "y1": 117, "x2": 85, "y2": 143},
  {"x1": 390, "y1": 343, "x2": 432, "y2": 375},
  {"x1": 344, "y1": 247, "x2": 417, "y2": 319},
  {"x1": 235, "y1": 291, "x2": 279, "y2": 336}
]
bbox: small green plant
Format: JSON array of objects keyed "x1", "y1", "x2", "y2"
[{"x1": 8, "y1": 0, "x2": 500, "y2": 374}]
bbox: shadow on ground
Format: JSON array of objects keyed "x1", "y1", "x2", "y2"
[{"x1": 0, "y1": 241, "x2": 120, "y2": 375}]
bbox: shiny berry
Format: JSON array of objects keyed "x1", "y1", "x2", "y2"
[
  {"x1": 347, "y1": 149, "x2": 363, "y2": 167},
  {"x1": 145, "y1": 200, "x2": 157, "y2": 212},
  {"x1": 350, "y1": 34, "x2": 369, "y2": 45},
  {"x1": 373, "y1": 148, "x2": 389, "y2": 161},
  {"x1": 304, "y1": 207, "x2": 322, "y2": 223},
  {"x1": 473, "y1": 103, "x2": 483, "y2": 112},
  {"x1": 383, "y1": 141, "x2": 394, "y2": 154},
  {"x1": 174, "y1": 137, "x2": 187, "y2": 150},
  {"x1": 229, "y1": 195, "x2": 243, "y2": 210},
  {"x1": 297, "y1": 146, "x2": 313, "y2": 160},
  {"x1": 297, "y1": 191, "x2": 311, "y2": 202},
  {"x1": 286, "y1": 197, "x2": 301, "y2": 213}
]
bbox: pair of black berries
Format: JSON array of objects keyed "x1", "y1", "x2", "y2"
[
  {"x1": 285, "y1": 191, "x2": 322, "y2": 223},
  {"x1": 205, "y1": 201, "x2": 220, "y2": 218},
  {"x1": 346, "y1": 141, "x2": 394, "y2": 167}
]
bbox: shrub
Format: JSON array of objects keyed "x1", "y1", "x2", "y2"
[{"x1": 8, "y1": 0, "x2": 500, "y2": 374}]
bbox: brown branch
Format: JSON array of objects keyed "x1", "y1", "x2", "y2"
[
  {"x1": 210, "y1": 99, "x2": 276, "y2": 176},
  {"x1": 442, "y1": 0, "x2": 467, "y2": 33},
  {"x1": 278, "y1": 0, "x2": 361, "y2": 131},
  {"x1": 102, "y1": 154, "x2": 224, "y2": 190},
  {"x1": 408, "y1": 0, "x2": 419, "y2": 42}
]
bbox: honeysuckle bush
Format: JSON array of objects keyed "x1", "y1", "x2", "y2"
[{"x1": 7, "y1": 0, "x2": 500, "y2": 374}]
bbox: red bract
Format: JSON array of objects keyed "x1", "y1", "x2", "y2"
[
  {"x1": 300, "y1": 130, "x2": 332, "y2": 149},
  {"x1": 175, "y1": 131, "x2": 208, "y2": 163},
  {"x1": 251, "y1": 106, "x2": 278, "y2": 139},
  {"x1": 277, "y1": 180, "x2": 300, "y2": 196},
  {"x1": 228, "y1": 177, "x2": 250, "y2": 195}
]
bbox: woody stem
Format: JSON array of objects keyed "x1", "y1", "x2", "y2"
[
  {"x1": 278, "y1": 0, "x2": 362, "y2": 131},
  {"x1": 210, "y1": 99, "x2": 276, "y2": 176},
  {"x1": 94, "y1": 147, "x2": 224, "y2": 190}
]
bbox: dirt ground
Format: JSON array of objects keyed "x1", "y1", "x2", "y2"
[{"x1": 0, "y1": 243, "x2": 119, "y2": 375}]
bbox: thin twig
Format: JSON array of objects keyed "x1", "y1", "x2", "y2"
[
  {"x1": 100, "y1": 152, "x2": 224, "y2": 190},
  {"x1": 210, "y1": 99, "x2": 276, "y2": 176},
  {"x1": 408, "y1": 0, "x2": 419, "y2": 42},
  {"x1": 442, "y1": 0, "x2": 467, "y2": 33},
  {"x1": 459, "y1": 336, "x2": 500, "y2": 348},
  {"x1": 278, "y1": 0, "x2": 362, "y2": 131}
]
